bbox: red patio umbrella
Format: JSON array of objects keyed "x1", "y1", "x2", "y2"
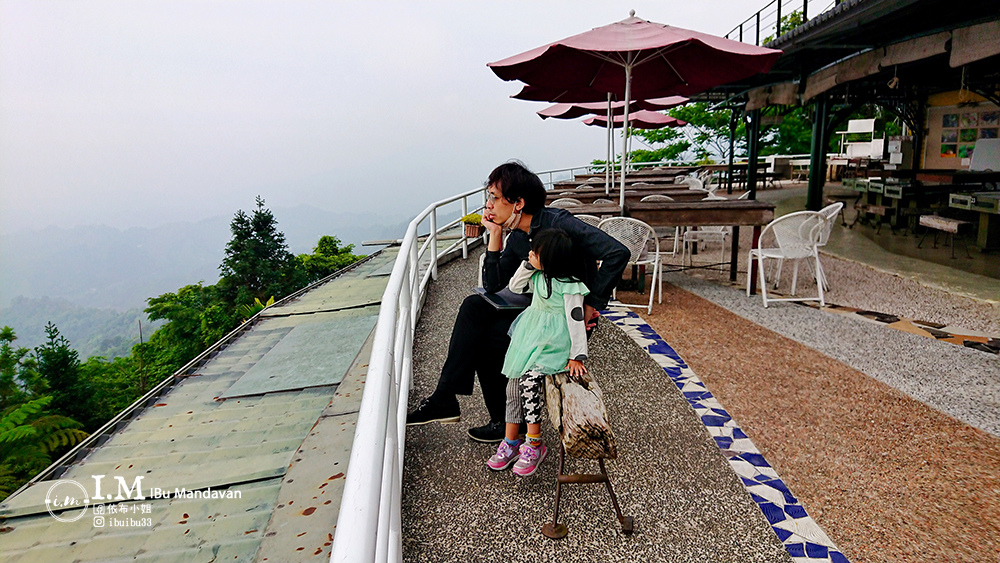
[
  {"x1": 489, "y1": 11, "x2": 781, "y2": 207},
  {"x1": 583, "y1": 110, "x2": 687, "y2": 129},
  {"x1": 538, "y1": 97, "x2": 689, "y2": 193},
  {"x1": 536, "y1": 96, "x2": 688, "y2": 120}
]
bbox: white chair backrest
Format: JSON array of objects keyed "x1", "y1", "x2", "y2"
[
  {"x1": 680, "y1": 176, "x2": 706, "y2": 191},
  {"x1": 559, "y1": 191, "x2": 577, "y2": 196},
  {"x1": 640, "y1": 194, "x2": 674, "y2": 202},
  {"x1": 593, "y1": 198, "x2": 614, "y2": 204},
  {"x1": 817, "y1": 202, "x2": 844, "y2": 246},
  {"x1": 702, "y1": 194, "x2": 728, "y2": 201},
  {"x1": 598, "y1": 217, "x2": 656, "y2": 263},
  {"x1": 737, "y1": 191, "x2": 751, "y2": 199},
  {"x1": 631, "y1": 182, "x2": 655, "y2": 188},
  {"x1": 575, "y1": 214, "x2": 601, "y2": 228},
  {"x1": 550, "y1": 198, "x2": 582, "y2": 208},
  {"x1": 762, "y1": 211, "x2": 825, "y2": 258}
]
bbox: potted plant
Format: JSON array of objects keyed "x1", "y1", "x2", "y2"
[{"x1": 462, "y1": 213, "x2": 485, "y2": 238}]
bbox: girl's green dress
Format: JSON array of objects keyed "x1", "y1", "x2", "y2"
[{"x1": 502, "y1": 270, "x2": 589, "y2": 378}]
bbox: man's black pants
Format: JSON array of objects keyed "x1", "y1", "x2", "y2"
[{"x1": 433, "y1": 294, "x2": 521, "y2": 423}]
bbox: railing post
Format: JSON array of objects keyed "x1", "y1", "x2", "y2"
[
  {"x1": 776, "y1": 0, "x2": 782, "y2": 40},
  {"x1": 429, "y1": 210, "x2": 438, "y2": 281},
  {"x1": 756, "y1": 12, "x2": 760, "y2": 45},
  {"x1": 460, "y1": 198, "x2": 469, "y2": 260},
  {"x1": 803, "y1": 0, "x2": 808, "y2": 20},
  {"x1": 739, "y1": 23, "x2": 743, "y2": 42}
]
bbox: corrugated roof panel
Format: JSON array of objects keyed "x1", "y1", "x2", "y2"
[{"x1": 0, "y1": 248, "x2": 399, "y2": 562}]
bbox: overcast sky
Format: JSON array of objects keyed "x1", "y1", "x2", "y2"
[{"x1": 1, "y1": 0, "x2": 760, "y2": 233}]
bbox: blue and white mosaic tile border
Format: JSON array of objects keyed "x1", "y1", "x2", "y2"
[{"x1": 603, "y1": 304, "x2": 849, "y2": 563}]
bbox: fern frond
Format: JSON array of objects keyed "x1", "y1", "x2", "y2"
[{"x1": 41, "y1": 429, "x2": 89, "y2": 453}]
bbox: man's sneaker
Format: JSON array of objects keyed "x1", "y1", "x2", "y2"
[
  {"x1": 486, "y1": 440, "x2": 521, "y2": 471},
  {"x1": 405, "y1": 397, "x2": 460, "y2": 426},
  {"x1": 512, "y1": 444, "x2": 548, "y2": 477},
  {"x1": 468, "y1": 421, "x2": 528, "y2": 443}
]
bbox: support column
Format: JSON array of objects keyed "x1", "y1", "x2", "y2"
[
  {"x1": 807, "y1": 94, "x2": 829, "y2": 211},
  {"x1": 746, "y1": 109, "x2": 761, "y2": 200},
  {"x1": 727, "y1": 109, "x2": 738, "y2": 194}
]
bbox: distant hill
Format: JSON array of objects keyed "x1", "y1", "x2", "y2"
[
  {"x1": 0, "y1": 296, "x2": 159, "y2": 359},
  {"x1": 0, "y1": 205, "x2": 410, "y2": 357}
]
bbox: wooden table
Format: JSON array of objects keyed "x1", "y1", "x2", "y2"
[
  {"x1": 548, "y1": 188, "x2": 711, "y2": 204},
  {"x1": 565, "y1": 203, "x2": 622, "y2": 217},
  {"x1": 624, "y1": 199, "x2": 776, "y2": 290}
]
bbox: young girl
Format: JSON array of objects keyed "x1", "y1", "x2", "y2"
[{"x1": 487, "y1": 228, "x2": 589, "y2": 477}]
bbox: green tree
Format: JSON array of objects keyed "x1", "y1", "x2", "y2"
[
  {"x1": 297, "y1": 235, "x2": 365, "y2": 284},
  {"x1": 629, "y1": 126, "x2": 692, "y2": 164},
  {"x1": 663, "y1": 102, "x2": 748, "y2": 162},
  {"x1": 144, "y1": 283, "x2": 236, "y2": 378},
  {"x1": 0, "y1": 327, "x2": 40, "y2": 412},
  {"x1": 33, "y1": 323, "x2": 94, "y2": 429},
  {"x1": 0, "y1": 396, "x2": 88, "y2": 499},
  {"x1": 220, "y1": 196, "x2": 304, "y2": 304},
  {"x1": 763, "y1": 10, "x2": 806, "y2": 44},
  {"x1": 759, "y1": 107, "x2": 814, "y2": 156}
]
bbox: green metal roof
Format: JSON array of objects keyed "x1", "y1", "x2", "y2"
[{"x1": 0, "y1": 249, "x2": 398, "y2": 563}]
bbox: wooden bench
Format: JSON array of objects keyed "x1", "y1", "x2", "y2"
[
  {"x1": 917, "y1": 215, "x2": 973, "y2": 258},
  {"x1": 542, "y1": 371, "x2": 633, "y2": 538}
]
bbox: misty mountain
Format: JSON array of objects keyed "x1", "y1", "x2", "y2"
[{"x1": 0, "y1": 205, "x2": 410, "y2": 356}]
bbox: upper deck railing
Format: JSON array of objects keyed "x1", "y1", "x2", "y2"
[{"x1": 724, "y1": 0, "x2": 836, "y2": 46}]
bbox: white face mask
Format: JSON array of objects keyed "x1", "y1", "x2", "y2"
[{"x1": 502, "y1": 209, "x2": 521, "y2": 230}]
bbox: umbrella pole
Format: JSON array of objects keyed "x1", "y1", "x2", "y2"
[
  {"x1": 606, "y1": 94, "x2": 612, "y2": 195},
  {"x1": 619, "y1": 64, "x2": 632, "y2": 211}
]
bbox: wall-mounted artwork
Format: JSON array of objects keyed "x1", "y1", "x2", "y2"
[
  {"x1": 958, "y1": 145, "x2": 975, "y2": 159},
  {"x1": 980, "y1": 128, "x2": 999, "y2": 139},
  {"x1": 942, "y1": 114, "x2": 959, "y2": 128},
  {"x1": 960, "y1": 129, "x2": 978, "y2": 142},
  {"x1": 941, "y1": 144, "x2": 957, "y2": 157},
  {"x1": 942, "y1": 130, "x2": 959, "y2": 143},
  {"x1": 982, "y1": 111, "x2": 999, "y2": 126},
  {"x1": 961, "y1": 113, "x2": 979, "y2": 127}
]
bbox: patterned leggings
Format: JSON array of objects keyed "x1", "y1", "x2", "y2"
[{"x1": 504, "y1": 369, "x2": 546, "y2": 425}]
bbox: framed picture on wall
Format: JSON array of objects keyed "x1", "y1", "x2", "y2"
[
  {"x1": 941, "y1": 144, "x2": 957, "y2": 157},
  {"x1": 981, "y1": 128, "x2": 999, "y2": 139},
  {"x1": 958, "y1": 145, "x2": 975, "y2": 159},
  {"x1": 982, "y1": 111, "x2": 999, "y2": 126},
  {"x1": 942, "y1": 130, "x2": 959, "y2": 143},
  {"x1": 960, "y1": 129, "x2": 978, "y2": 142},
  {"x1": 943, "y1": 114, "x2": 959, "y2": 128},
  {"x1": 961, "y1": 113, "x2": 978, "y2": 127}
]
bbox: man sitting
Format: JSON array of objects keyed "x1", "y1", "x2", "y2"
[{"x1": 406, "y1": 161, "x2": 629, "y2": 442}]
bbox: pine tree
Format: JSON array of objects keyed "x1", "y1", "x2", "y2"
[
  {"x1": 219, "y1": 196, "x2": 304, "y2": 303},
  {"x1": 33, "y1": 323, "x2": 93, "y2": 429}
]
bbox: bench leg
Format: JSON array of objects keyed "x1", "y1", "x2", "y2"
[{"x1": 541, "y1": 443, "x2": 634, "y2": 539}]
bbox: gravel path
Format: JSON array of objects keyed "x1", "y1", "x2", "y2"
[{"x1": 627, "y1": 281, "x2": 1000, "y2": 563}]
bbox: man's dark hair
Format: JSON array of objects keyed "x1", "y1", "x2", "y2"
[
  {"x1": 487, "y1": 161, "x2": 546, "y2": 215},
  {"x1": 531, "y1": 228, "x2": 583, "y2": 298}
]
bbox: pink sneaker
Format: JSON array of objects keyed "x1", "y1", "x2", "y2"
[
  {"x1": 512, "y1": 444, "x2": 547, "y2": 477},
  {"x1": 487, "y1": 440, "x2": 521, "y2": 471}
]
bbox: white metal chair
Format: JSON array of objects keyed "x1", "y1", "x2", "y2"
[
  {"x1": 640, "y1": 194, "x2": 673, "y2": 202},
  {"x1": 680, "y1": 226, "x2": 729, "y2": 270},
  {"x1": 641, "y1": 194, "x2": 679, "y2": 255},
  {"x1": 598, "y1": 217, "x2": 660, "y2": 314},
  {"x1": 746, "y1": 211, "x2": 826, "y2": 307},
  {"x1": 814, "y1": 202, "x2": 844, "y2": 290},
  {"x1": 550, "y1": 197, "x2": 582, "y2": 208},
  {"x1": 593, "y1": 198, "x2": 615, "y2": 204},
  {"x1": 575, "y1": 214, "x2": 602, "y2": 228}
]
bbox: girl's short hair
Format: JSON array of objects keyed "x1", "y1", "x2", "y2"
[
  {"x1": 531, "y1": 228, "x2": 583, "y2": 297},
  {"x1": 487, "y1": 161, "x2": 546, "y2": 215}
]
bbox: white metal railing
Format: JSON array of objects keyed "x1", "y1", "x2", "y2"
[
  {"x1": 330, "y1": 185, "x2": 487, "y2": 563},
  {"x1": 330, "y1": 158, "x2": 705, "y2": 562}
]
